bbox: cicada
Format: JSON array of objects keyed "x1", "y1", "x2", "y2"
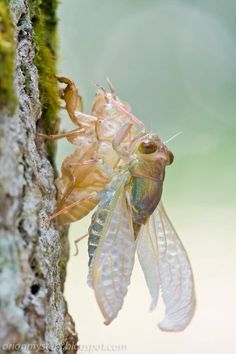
[
  {"x1": 40, "y1": 77, "x2": 195, "y2": 330},
  {"x1": 39, "y1": 77, "x2": 145, "y2": 224},
  {"x1": 87, "y1": 134, "x2": 195, "y2": 331}
]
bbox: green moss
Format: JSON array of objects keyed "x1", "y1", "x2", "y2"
[
  {"x1": 0, "y1": 2, "x2": 17, "y2": 115},
  {"x1": 29, "y1": 0, "x2": 60, "y2": 161}
]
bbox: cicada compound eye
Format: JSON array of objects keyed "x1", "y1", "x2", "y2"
[
  {"x1": 166, "y1": 150, "x2": 174, "y2": 165},
  {"x1": 138, "y1": 140, "x2": 158, "y2": 154}
]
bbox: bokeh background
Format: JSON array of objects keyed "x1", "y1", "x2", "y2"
[{"x1": 56, "y1": 1, "x2": 236, "y2": 353}]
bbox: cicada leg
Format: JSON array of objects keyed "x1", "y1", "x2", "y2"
[
  {"x1": 74, "y1": 233, "x2": 89, "y2": 256},
  {"x1": 37, "y1": 127, "x2": 86, "y2": 141},
  {"x1": 57, "y1": 76, "x2": 83, "y2": 122},
  {"x1": 57, "y1": 76, "x2": 98, "y2": 128},
  {"x1": 112, "y1": 122, "x2": 133, "y2": 159},
  {"x1": 46, "y1": 191, "x2": 98, "y2": 224},
  {"x1": 111, "y1": 97, "x2": 145, "y2": 129}
]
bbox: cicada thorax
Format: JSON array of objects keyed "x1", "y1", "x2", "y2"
[
  {"x1": 128, "y1": 158, "x2": 166, "y2": 239},
  {"x1": 127, "y1": 135, "x2": 174, "y2": 239}
]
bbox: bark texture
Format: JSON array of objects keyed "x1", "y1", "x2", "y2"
[{"x1": 0, "y1": 1, "x2": 78, "y2": 353}]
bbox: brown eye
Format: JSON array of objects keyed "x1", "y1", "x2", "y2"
[
  {"x1": 138, "y1": 140, "x2": 158, "y2": 154},
  {"x1": 166, "y1": 150, "x2": 174, "y2": 165}
]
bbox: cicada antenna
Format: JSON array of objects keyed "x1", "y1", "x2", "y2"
[
  {"x1": 106, "y1": 77, "x2": 116, "y2": 97},
  {"x1": 164, "y1": 131, "x2": 182, "y2": 144},
  {"x1": 92, "y1": 81, "x2": 109, "y2": 103},
  {"x1": 92, "y1": 81, "x2": 106, "y2": 95}
]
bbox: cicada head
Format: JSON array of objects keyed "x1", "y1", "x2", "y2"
[{"x1": 136, "y1": 134, "x2": 174, "y2": 166}]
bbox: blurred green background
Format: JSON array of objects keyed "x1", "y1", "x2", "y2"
[{"x1": 57, "y1": 1, "x2": 236, "y2": 353}]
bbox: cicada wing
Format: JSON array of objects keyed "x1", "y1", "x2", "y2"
[
  {"x1": 137, "y1": 201, "x2": 195, "y2": 331},
  {"x1": 151, "y1": 201, "x2": 196, "y2": 331},
  {"x1": 136, "y1": 222, "x2": 160, "y2": 311},
  {"x1": 88, "y1": 183, "x2": 135, "y2": 325}
]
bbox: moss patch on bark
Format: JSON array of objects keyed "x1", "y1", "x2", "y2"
[
  {"x1": 29, "y1": 0, "x2": 60, "y2": 159},
  {"x1": 0, "y1": 2, "x2": 17, "y2": 115}
]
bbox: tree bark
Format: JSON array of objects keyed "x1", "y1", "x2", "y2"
[{"x1": 0, "y1": 1, "x2": 78, "y2": 353}]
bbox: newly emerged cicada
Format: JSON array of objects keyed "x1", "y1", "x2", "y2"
[
  {"x1": 40, "y1": 77, "x2": 195, "y2": 331},
  {"x1": 87, "y1": 134, "x2": 195, "y2": 331}
]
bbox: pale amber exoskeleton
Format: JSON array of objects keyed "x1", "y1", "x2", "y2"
[{"x1": 38, "y1": 76, "x2": 146, "y2": 224}]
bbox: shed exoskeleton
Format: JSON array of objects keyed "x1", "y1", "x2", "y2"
[{"x1": 39, "y1": 76, "x2": 146, "y2": 224}]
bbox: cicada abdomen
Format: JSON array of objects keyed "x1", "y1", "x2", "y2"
[{"x1": 87, "y1": 174, "x2": 126, "y2": 266}]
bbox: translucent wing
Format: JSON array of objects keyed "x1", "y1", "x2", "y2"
[
  {"x1": 138, "y1": 201, "x2": 195, "y2": 331},
  {"x1": 136, "y1": 221, "x2": 160, "y2": 311},
  {"x1": 88, "y1": 183, "x2": 135, "y2": 325}
]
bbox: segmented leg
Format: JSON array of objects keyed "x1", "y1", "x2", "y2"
[
  {"x1": 37, "y1": 75, "x2": 99, "y2": 142},
  {"x1": 66, "y1": 159, "x2": 97, "y2": 168},
  {"x1": 46, "y1": 191, "x2": 98, "y2": 224},
  {"x1": 57, "y1": 76, "x2": 98, "y2": 129},
  {"x1": 74, "y1": 233, "x2": 89, "y2": 256},
  {"x1": 57, "y1": 76, "x2": 83, "y2": 122},
  {"x1": 37, "y1": 128, "x2": 85, "y2": 141},
  {"x1": 110, "y1": 96, "x2": 145, "y2": 129},
  {"x1": 112, "y1": 122, "x2": 133, "y2": 159}
]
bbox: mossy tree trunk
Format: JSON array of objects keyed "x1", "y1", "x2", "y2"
[{"x1": 0, "y1": 1, "x2": 78, "y2": 353}]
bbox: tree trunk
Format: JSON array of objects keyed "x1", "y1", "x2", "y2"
[{"x1": 0, "y1": 1, "x2": 78, "y2": 353}]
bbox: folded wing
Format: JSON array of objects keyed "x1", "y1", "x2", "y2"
[
  {"x1": 137, "y1": 201, "x2": 196, "y2": 331},
  {"x1": 137, "y1": 220, "x2": 160, "y2": 311},
  {"x1": 88, "y1": 183, "x2": 135, "y2": 325}
]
